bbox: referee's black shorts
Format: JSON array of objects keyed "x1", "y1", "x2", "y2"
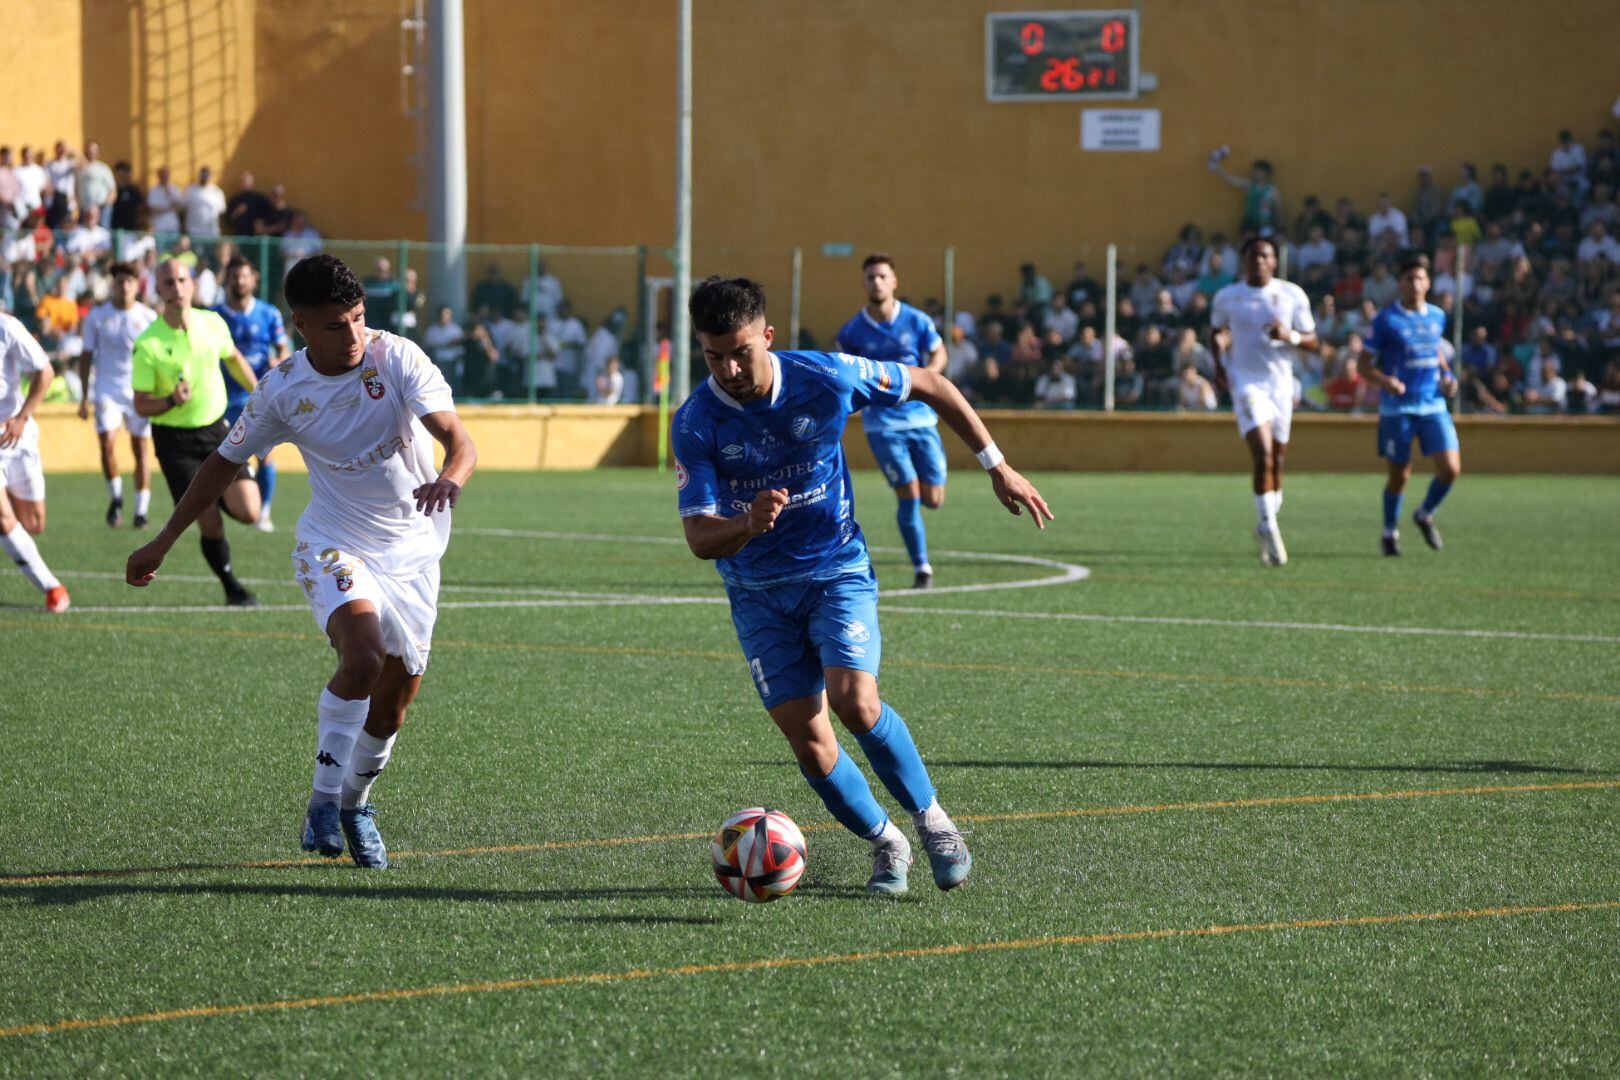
[{"x1": 151, "y1": 419, "x2": 249, "y2": 504}]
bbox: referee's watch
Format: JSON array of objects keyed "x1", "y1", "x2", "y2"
[{"x1": 165, "y1": 392, "x2": 178, "y2": 408}]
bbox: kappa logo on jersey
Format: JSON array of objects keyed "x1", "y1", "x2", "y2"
[
  {"x1": 361, "y1": 366, "x2": 385, "y2": 399},
  {"x1": 674, "y1": 457, "x2": 690, "y2": 490},
  {"x1": 790, "y1": 414, "x2": 818, "y2": 441},
  {"x1": 722, "y1": 443, "x2": 745, "y2": 461},
  {"x1": 842, "y1": 620, "x2": 871, "y2": 644},
  {"x1": 296, "y1": 398, "x2": 317, "y2": 415}
]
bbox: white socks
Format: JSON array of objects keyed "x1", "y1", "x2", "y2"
[
  {"x1": 867, "y1": 817, "x2": 907, "y2": 849},
  {"x1": 135, "y1": 489, "x2": 151, "y2": 516},
  {"x1": 912, "y1": 797, "x2": 954, "y2": 834},
  {"x1": 107, "y1": 476, "x2": 123, "y2": 500},
  {"x1": 341, "y1": 731, "x2": 397, "y2": 809},
  {"x1": 311, "y1": 689, "x2": 367, "y2": 807},
  {"x1": 1254, "y1": 490, "x2": 1282, "y2": 527},
  {"x1": 1, "y1": 524, "x2": 59, "y2": 593}
]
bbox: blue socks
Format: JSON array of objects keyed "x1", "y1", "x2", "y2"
[
  {"x1": 1382, "y1": 488, "x2": 1403, "y2": 531},
  {"x1": 896, "y1": 497, "x2": 929, "y2": 571},
  {"x1": 802, "y1": 748, "x2": 887, "y2": 839},
  {"x1": 257, "y1": 459, "x2": 277, "y2": 506},
  {"x1": 853, "y1": 702, "x2": 936, "y2": 815},
  {"x1": 1419, "y1": 477, "x2": 1452, "y2": 517}
]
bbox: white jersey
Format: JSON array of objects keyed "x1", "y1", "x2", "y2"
[
  {"x1": 81, "y1": 302, "x2": 158, "y2": 402},
  {"x1": 0, "y1": 313, "x2": 51, "y2": 422},
  {"x1": 220, "y1": 330, "x2": 456, "y2": 575},
  {"x1": 1209, "y1": 278, "x2": 1315, "y2": 386}
]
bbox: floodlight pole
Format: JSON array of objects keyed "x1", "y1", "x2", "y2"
[
  {"x1": 1103, "y1": 243, "x2": 1118, "y2": 412},
  {"x1": 671, "y1": 0, "x2": 693, "y2": 405},
  {"x1": 426, "y1": 0, "x2": 467, "y2": 320}
]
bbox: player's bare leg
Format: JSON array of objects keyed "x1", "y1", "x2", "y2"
[
  {"x1": 97, "y1": 428, "x2": 124, "y2": 526},
  {"x1": 10, "y1": 496, "x2": 44, "y2": 536},
  {"x1": 1382, "y1": 459, "x2": 1412, "y2": 556},
  {"x1": 827, "y1": 667, "x2": 971, "y2": 891},
  {"x1": 1413, "y1": 449, "x2": 1460, "y2": 551},
  {"x1": 0, "y1": 486, "x2": 67, "y2": 611},
  {"x1": 130, "y1": 434, "x2": 152, "y2": 527},
  {"x1": 1245, "y1": 424, "x2": 1287, "y2": 566}
]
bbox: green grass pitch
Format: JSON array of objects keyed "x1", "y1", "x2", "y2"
[{"x1": 1, "y1": 467, "x2": 1616, "y2": 1076}]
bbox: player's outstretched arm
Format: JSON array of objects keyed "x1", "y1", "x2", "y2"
[
  {"x1": 416, "y1": 410, "x2": 478, "y2": 515},
  {"x1": 126, "y1": 452, "x2": 245, "y2": 586},
  {"x1": 683, "y1": 489, "x2": 789, "y2": 560},
  {"x1": 906, "y1": 368, "x2": 1054, "y2": 529}
]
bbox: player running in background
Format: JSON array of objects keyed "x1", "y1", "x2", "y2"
[
  {"x1": 214, "y1": 255, "x2": 291, "y2": 532},
  {"x1": 127, "y1": 254, "x2": 476, "y2": 869},
  {"x1": 1210, "y1": 236, "x2": 1317, "y2": 566},
  {"x1": 0, "y1": 313, "x2": 69, "y2": 611},
  {"x1": 836, "y1": 253, "x2": 949, "y2": 588},
  {"x1": 77, "y1": 262, "x2": 157, "y2": 528},
  {"x1": 1357, "y1": 252, "x2": 1460, "y2": 555},
  {"x1": 674, "y1": 276, "x2": 1051, "y2": 895},
  {"x1": 131, "y1": 259, "x2": 263, "y2": 606}
]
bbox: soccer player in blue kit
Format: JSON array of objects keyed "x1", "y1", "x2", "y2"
[
  {"x1": 836, "y1": 253, "x2": 949, "y2": 588},
  {"x1": 673, "y1": 277, "x2": 1053, "y2": 895},
  {"x1": 215, "y1": 256, "x2": 291, "y2": 531},
  {"x1": 1357, "y1": 253, "x2": 1461, "y2": 556}
]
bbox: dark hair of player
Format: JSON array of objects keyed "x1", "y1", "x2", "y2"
[
  {"x1": 688, "y1": 276, "x2": 767, "y2": 336},
  {"x1": 1240, "y1": 234, "x2": 1278, "y2": 259},
  {"x1": 283, "y1": 253, "x2": 366, "y2": 311},
  {"x1": 1253, "y1": 159, "x2": 1272, "y2": 175},
  {"x1": 1397, "y1": 252, "x2": 1431, "y2": 276},
  {"x1": 862, "y1": 252, "x2": 895, "y2": 272},
  {"x1": 224, "y1": 254, "x2": 257, "y2": 276},
  {"x1": 108, "y1": 261, "x2": 138, "y2": 279}
]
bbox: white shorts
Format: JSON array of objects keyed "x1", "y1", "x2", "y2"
[
  {"x1": 95, "y1": 397, "x2": 152, "y2": 438},
  {"x1": 0, "y1": 418, "x2": 45, "y2": 502},
  {"x1": 293, "y1": 535, "x2": 441, "y2": 677},
  {"x1": 1231, "y1": 377, "x2": 1294, "y2": 444}
]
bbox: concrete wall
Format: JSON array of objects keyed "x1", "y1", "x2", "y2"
[
  {"x1": 8, "y1": 1, "x2": 1619, "y2": 334},
  {"x1": 32, "y1": 404, "x2": 1620, "y2": 475}
]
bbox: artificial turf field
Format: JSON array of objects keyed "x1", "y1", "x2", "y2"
[{"x1": 1, "y1": 467, "x2": 1616, "y2": 1076}]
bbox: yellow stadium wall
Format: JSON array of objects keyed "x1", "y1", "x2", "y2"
[
  {"x1": 32, "y1": 404, "x2": 1620, "y2": 476},
  {"x1": 8, "y1": 2, "x2": 1617, "y2": 335}
]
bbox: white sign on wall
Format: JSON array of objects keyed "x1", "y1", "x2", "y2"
[{"x1": 1081, "y1": 109, "x2": 1161, "y2": 151}]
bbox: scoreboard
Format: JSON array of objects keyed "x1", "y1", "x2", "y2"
[{"x1": 985, "y1": 10, "x2": 1141, "y2": 103}]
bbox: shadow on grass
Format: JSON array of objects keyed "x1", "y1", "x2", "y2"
[{"x1": 927, "y1": 758, "x2": 1603, "y2": 775}]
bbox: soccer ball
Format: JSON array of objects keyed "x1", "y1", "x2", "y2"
[{"x1": 711, "y1": 808, "x2": 807, "y2": 902}]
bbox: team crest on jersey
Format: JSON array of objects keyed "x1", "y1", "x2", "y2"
[
  {"x1": 335, "y1": 568, "x2": 355, "y2": 593},
  {"x1": 674, "y1": 457, "x2": 689, "y2": 490},
  {"x1": 790, "y1": 414, "x2": 817, "y2": 441},
  {"x1": 842, "y1": 620, "x2": 871, "y2": 644},
  {"x1": 226, "y1": 418, "x2": 247, "y2": 445},
  {"x1": 877, "y1": 369, "x2": 892, "y2": 391},
  {"x1": 361, "y1": 366, "x2": 385, "y2": 399},
  {"x1": 722, "y1": 443, "x2": 745, "y2": 461},
  {"x1": 900, "y1": 331, "x2": 914, "y2": 347}
]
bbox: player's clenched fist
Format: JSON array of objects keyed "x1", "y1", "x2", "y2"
[{"x1": 746, "y1": 488, "x2": 790, "y2": 535}]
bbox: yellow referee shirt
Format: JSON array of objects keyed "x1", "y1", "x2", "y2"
[{"x1": 130, "y1": 309, "x2": 237, "y2": 428}]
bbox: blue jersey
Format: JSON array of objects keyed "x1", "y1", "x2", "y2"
[
  {"x1": 214, "y1": 299, "x2": 288, "y2": 408},
  {"x1": 672, "y1": 350, "x2": 911, "y2": 589},
  {"x1": 835, "y1": 302, "x2": 942, "y2": 433},
  {"x1": 1365, "y1": 302, "x2": 1449, "y2": 415}
]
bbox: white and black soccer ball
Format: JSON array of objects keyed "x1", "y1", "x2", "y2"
[{"x1": 711, "y1": 808, "x2": 807, "y2": 902}]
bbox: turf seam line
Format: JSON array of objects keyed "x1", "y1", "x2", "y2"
[
  {"x1": 5, "y1": 780, "x2": 1614, "y2": 885},
  {"x1": 1, "y1": 899, "x2": 1614, "y2": 1040}
]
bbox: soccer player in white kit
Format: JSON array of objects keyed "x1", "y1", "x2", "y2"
[
  {"x1": 126, "y1": 254, "x2": 477, "y2": 868},
  {"x1": 0, "y1": 313, "x2": 70, "y2": 611},
  {"x1": 1209, "y1": 236, "x2": 1318, "y2": 566},
  {"x1": 77, "y1": 262, "x2": 158, "y2": 528}
]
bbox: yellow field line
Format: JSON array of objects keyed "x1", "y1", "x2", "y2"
[
  {"x1": 6, "y1": 780, "x2": 1614, "y2": 886},
  {"x1": 2, "y1": 899, "x2": 1614, "y2": 1040},
  {"x1": 3, "y1": 617, "x2": 1613, "y2": 705}
]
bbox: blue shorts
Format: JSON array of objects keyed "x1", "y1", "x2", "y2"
[
  {"x1": 866, "y1": 425, "x2": 948, "y2": 489},
  {"x1": 1378, "y1": 411, "x2": 1459, "y2": 464},
  {"x1": 726, "y1": 568, "x2": 882, "y2": 709}
]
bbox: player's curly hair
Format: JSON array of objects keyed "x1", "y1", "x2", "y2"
[
  {"x1": 283, "y1": 253, "x2": 366, "y2": 312},
  {"x1": 688, "y1": 276, "x2": 767, "y2": 336}
]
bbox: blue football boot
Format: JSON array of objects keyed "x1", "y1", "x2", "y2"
[
  {"x1": 921, "y1": 826, "x2": 972, "y2": 891},
  {"x1": 300, "y1": 802, "x2": 344, "y2": 858},
  {"x1": 340, "y1": 804, "x2": 388, "y2": 869}
]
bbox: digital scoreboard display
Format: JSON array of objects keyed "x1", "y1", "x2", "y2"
[{"x1": 985, "y1": 11, "x2": 1140, "y2": 103}]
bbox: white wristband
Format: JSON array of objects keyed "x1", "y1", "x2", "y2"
[
  {"x1": 1288, "y1": 330, "x2": 1302, "y2": 347},
  {"x1": 976, "y1": 441, "x2": 1005, "y2": 471}
]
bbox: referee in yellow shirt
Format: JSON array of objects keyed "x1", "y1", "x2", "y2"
[{"x1": 132, "y1": 259, "x2": 263, "y2": 606}]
